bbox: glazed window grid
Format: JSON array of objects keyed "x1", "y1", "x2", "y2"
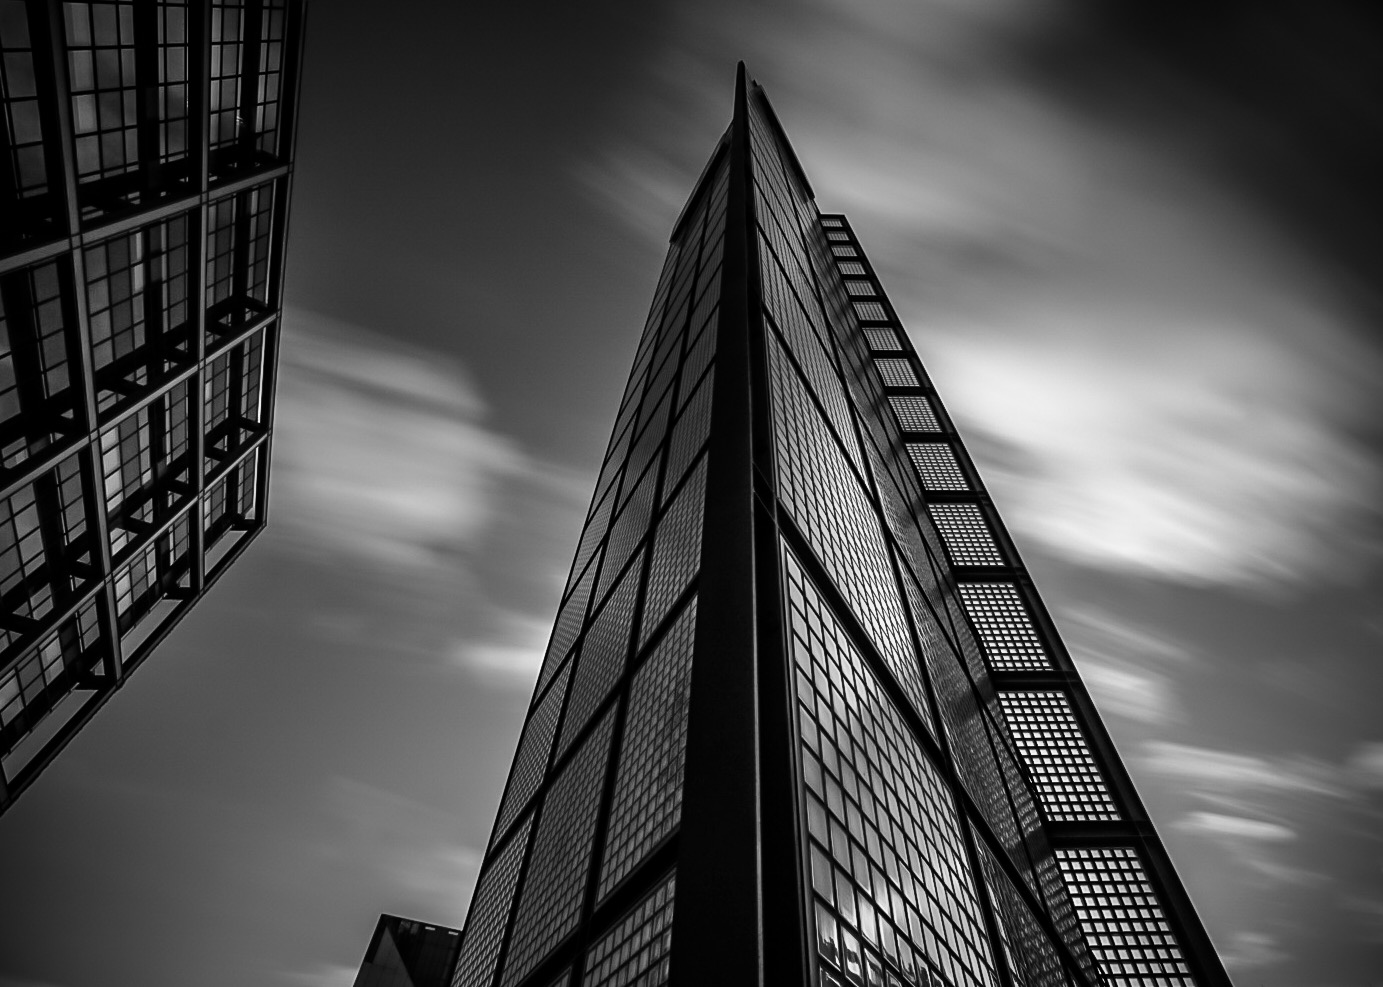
[
  {"x1": 0, "y1": 261, "x2": 75, "y2": 468},
  {"x1": 62, "y1": 2, "x2": 139, "y2": 185},
  {"x1": 494, "y1": 661, "x2": 573, "y2": 843},
  {"x1": 453, "y1": 816, "x2": 534, "y2": 987},
  {"x1": 639, "y1": 458, "x2": 705, "y2": 647},
  {"x1": 584, "y1": 871, "x2": 676, "y2": 987},
  {"x1": 766, "y1": 336, "x2": 933, "y2": 737},
  {"x1": 784, "y1": 548, "x2": 999, "y2": 987},
  {"x1": 863, "y1": 328, "x2": 902, "y2": 353},
  {"x1": 0, "y1": 598, "x2": 102, "y2": 752},
  {"x1": 1, "y1": 8, "x2": 48, "y2": 199},
  {"x1": 558, "y1": 554, "x2": 642, "y2": 758},
  {"x1": 208, "y1": 0, "x2": 244, "y2": 152},
  {"x1": 503, "y1": 710, "x2": 616, "y2": 987},
  {"x1": 599, "y1": 599, "x2": 697, "y2": 898},
  {"x1": 111, "y1": 507, "x2": 191, "y2": 623}
]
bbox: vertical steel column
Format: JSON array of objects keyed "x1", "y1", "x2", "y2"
[{"x1": 667, "y1": 62, "x2": 762, "y2": 987}]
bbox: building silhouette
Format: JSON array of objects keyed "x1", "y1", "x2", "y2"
[
  {"x1": 0, "y1": 0, "x2": 306, "y2": 815},
  {"x1": 450, "y1": 65, "x2": 1231, "y2": 987},
  {"x1": 354, "y1": 914, "x2": 462, "y2": 987}
]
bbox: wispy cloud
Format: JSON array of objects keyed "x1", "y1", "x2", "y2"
[
  {"x1": 623, "y1": 0, "x2": 1383, "y2": 592},
  {"x1": 273, "y1": 308, "x2": 531, "y2": 576},
  {"x1": 449, "y1": 609, "x2": 551, "y2": 685},
  {"x1": 1058, "y1": 607, "x2": 1189, "y2": 725},
  {"x1": 1178, "y1": 811, "x2": 1296, "y2": 843},
  {"x1": 317, "y1": 777, "x2": 483, "y2": 923},
  {"x1": 1219, "y1": 931, "x2": 1288, "y2": 971},
  {"x1": 1142, "y1": 742, "x2": 1348, "y2": 800}
]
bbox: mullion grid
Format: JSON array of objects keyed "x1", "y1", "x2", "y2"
[
  {"x1": 62, "y1": 2, "x2": 139, "y2": 196},
  {"x1": 460, "y1": 151, "x2": 728, "y2": 987},
  {"x1": 0, "y1": 260, "x2": 80, "y2": 471},
  {"x1": 0, "y1": 452, "x2": 91, "y2": 661},
  {"x1": 997, "y1": 693, "x2": 1120, "y2": 823},
  {"x1": 820, "y1": 217, "x2": 1099, "y2": 973},
  {"x1": 0, "y1": 596, "x2": 103, "y2": 761},
  {"x1": 784, "y1": 546, "x2": 1000, "y2": 987},
  {"x1": 0, "y1": 2, "x2": 52, "y2": 218}
]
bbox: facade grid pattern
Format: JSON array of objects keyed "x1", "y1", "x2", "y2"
[
  {"x1": 998, "y1": 693, "x2": 1120, "y2": 823},
  {"x1": 504, "y1": 710, "x2": 617, "y2": 987},
  {"x1": 600, "y1": 599, "x2": 698, "y2": 899},
  {"x1": 889, "y1": 396, "x2": 941, "y2": 433},
  {"x1": 493, "y1": 661, "x2": 573, "y2": 842},
  {"x1": 785, "y1": 548, "x2": 999, "y2": 987},
  {"x1": 0, "y1": 0, "x2": 302, "y2": 814},
  {"x1": 957, "y1": 583, "x2": 1050, "y2": 671},
  {"x1": 583, "y1": 871, "x2": 676, "y2": 987},
  {"x1": 453, "y1": 817, "x2": 534, "y2": 987},
  {"x1": 906, "y1": 442, "x2": 968, "y2": 491},
  {"x1": 1056, "y1": 848, "x2": 1195, "y2": 987},
  {"x1": 874, "y1": 358, "x2": 919, "y2": 389},
  {"x1": 928, "y1": 503, "x2": 1004, "y2": 568},
  {"x1": 863, "y1": 328, "x2": 902, "y2": 352},
  {"x1": 558, "y1": 555, "x2": 642, "y2": 757}
]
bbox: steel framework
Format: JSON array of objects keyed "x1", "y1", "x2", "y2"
[{"x1": 0, "y1": 0, "x2": 307, "y2": 815}]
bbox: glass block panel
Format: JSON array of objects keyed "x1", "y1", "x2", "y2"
[
  {"x1": 567, "y1": 487, "x2": 614, "y2": 598},
  {"x1": 845, "y1": 280, "x2": 875, "y2": 297},
  {"x1": 453, "y1": 816, "x2": 533, "y2": 987},
  {"x1": 821, "y1": 217, "x2": 844, "y2": 227},
  {"x1": 928, "y1": 503, "x2": 1004, "y2": 567},
  {"x1": 889, "y1": 396, "x2": 940, "y2": 433},
  {"x1": 826, "y1": 230, "x2": 851, "y2": 242},
  {"x1": 863, "y1": 328, "x2": 901, "y2": 352},
  {"x1": 584, "y1": 871, "x2": 676, "y2": 987},
  {"x1": 906, "y1": 443, "x2": 967, "y2": 491},
  {"x1": 558, "y1": 553, "x2": 642, "y2": 756},
  {"x1": 494, "y1": 661, "x2": 574, "y2": 842},
  {"x1": 957, "y1": 584, "x2": 1050, "y2": 671},
  {"x1": 504, "y1": 710, "x2": 617, "y2": 987},
  {"x1": 639, "y1": 459, "x2": 706, "y2": 646},
  {"x1": 784, "y1": 546, "x2": 1000, "y2": 987},
  {"x1": 600, "y1": 599, "x2": 697, "y2": 898},
  {"x1": 831, "y1": 245, "x2": 858, "y2": 258},
  {"x1": 1056, "y1": 848, "x2": 1195, "y2": 987},
  {"x1": 874, "y1": 358, "x2": 919, "y2": 389},
  {"x1": 678, "y1": 317, "x2": 715, "y2": 410},
  {"x1": 837, "y1": 262, "x2": 866, "y2": 276},
  {"x1": 853, "y1": 301, "x2": 887, "y2": 322},
  {"x1": 998, "y1": 693, "x2": 1120, "y2": 822}
]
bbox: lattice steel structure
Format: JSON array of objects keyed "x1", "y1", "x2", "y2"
[
  {"x1": 451, "y1": 66, "x2": 1230, "y2": 987},
  {"x1": 0, "y1": 0, "x2": 306, "y2": 814}
]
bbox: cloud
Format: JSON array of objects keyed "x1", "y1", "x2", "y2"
[
  {"x1": 1142, "y1": 742, "x2": 1347, "y2": 800},
  {"x1": 279, "y1": 965, "x2": 357, "y2": 987},
  {"x1": 1058, "y1": 607, "x2": 1189, "y2": 724},
  {"x1": 318, "y1": 777, "x2": 483, "y2": 922},
  {"x1": 575, "y1": 146, "x2": 699, "y2": 247},
  {"x1": 632, "y1": 0, "x2": 1383, "y2": 591},
  {"x1": 1219, "y1": 930, "x2": 1288, "y2": 970},
  {"x1": 449, "y1": 609, "x2": 551, "y2": 686},
  {"x1": 272, "y1": 308, "x2": 531, "y2": 577},
  {"x1": 1178, "y1": 811, "x2": 1296, "y2": 843},
  {"x1": 1346, "y1": 742, "x2": 1383, "y2": 789}
]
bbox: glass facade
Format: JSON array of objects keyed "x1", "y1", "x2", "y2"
[
  {"x1": 0, "y1": 0, "x2": 305, "y2": 815},
  {"x1": 451, "y1": 66, "x2": 1229, "y2": 987},
  {"x1": 354, "y1": 914, "x2": 463, "y2": 987}
]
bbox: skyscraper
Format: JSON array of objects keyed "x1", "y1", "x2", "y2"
[
  {"x1": 354, "y1": 914, "x2": 463, "y2": 987},
  {"x1": 0, "y1": 0, "x2": 306, "y2": 815},
  {"x1": 451, "y1": 65, "x2": 1230, "y2": 987}
]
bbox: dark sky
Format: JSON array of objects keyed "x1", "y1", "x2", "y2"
[{"x1": 3, "y1": 2, "x2": 1382, "y2": 985}]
